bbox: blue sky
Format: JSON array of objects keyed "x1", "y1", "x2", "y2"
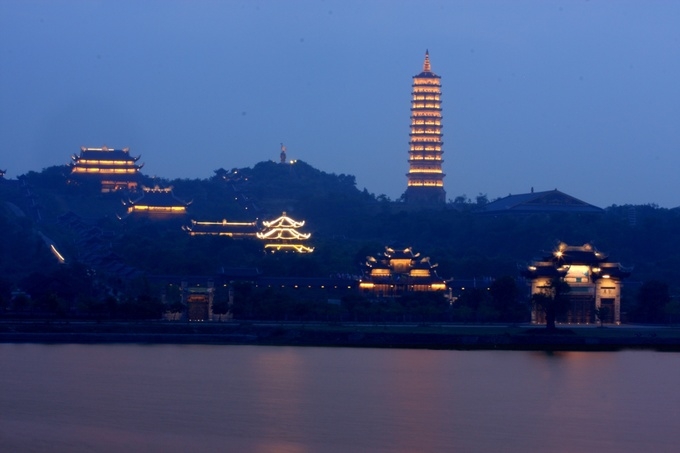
[{"x1": 1, "y1": 0, "x2": 679, "y2": 207}]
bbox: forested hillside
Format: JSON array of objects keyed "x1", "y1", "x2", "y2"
[{"x1": 2, "y1": 161, "x2": 679, "y2": 320}]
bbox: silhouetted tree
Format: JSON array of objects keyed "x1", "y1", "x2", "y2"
[
  {"x1": 532, "y1": 277, "x2": 571, "y2": 330},
  {"x1": 594, "y1": 306, "x2": 609, "y2": 327},
  {"x1": 635, "y1": 280, "x2": 670, "y2": 323},
  {"x1": 489, "y1": 276, "x2": 527, "y2": 322}
]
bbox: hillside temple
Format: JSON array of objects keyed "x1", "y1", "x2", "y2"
[
  {"x1": 123, "y1": 185, "x2": 191, "y2": 218},
  {"x1": 257, "y1": 212, "x2": 314, "y2": 253},
  {"x1": 70, "y1": 146, "x2": 143, "y2": 192},
  {"x1": 183, "y1": 219, "x2": 259, "y2": 237},
  {"x1": 404, "y1": 51, "x2": 446, "y2": 204}
]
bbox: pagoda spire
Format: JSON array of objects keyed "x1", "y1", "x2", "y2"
[{"x1": 423, "y1": 49, "x2": 431, "y2": 73}]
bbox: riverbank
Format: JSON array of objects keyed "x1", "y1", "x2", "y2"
[{"x1": 2, "y1": 320, "x2": 680, "y2": 351}]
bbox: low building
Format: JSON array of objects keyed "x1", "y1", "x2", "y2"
[
  {"x1": 181, "y1": 281, "x2": 215, "y2": 322},
  {"x1": 359, "y1": 246, "x2": 448, "y2": 297},
  {"x1": 521, "y1": 242, "x2": 631, "y2": 324},
  {"x1": 183, "y1": 219, "x2": 259, "y2": 237},
  {"x1": 123, "y1": 185, "x2": 191, "y2": 218},
  {"x1": 69, "y1": 146, "x2": 143, "y2": 192}
]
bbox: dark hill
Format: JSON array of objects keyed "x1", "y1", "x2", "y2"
[{"x1": 2, "y1": 163, "x2": 680, "y2": 295}]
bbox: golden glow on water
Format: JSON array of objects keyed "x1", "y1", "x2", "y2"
[{"x1": 1, "y1": 345, "x2": 677, "y2": 453}]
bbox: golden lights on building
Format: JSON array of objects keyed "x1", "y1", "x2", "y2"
[
  {"x1": 183, "y1": 219, "x2": 259, "y2": 237},
  {"x1": 70, "y1": 146, "x2": 143, "y2": 192},
  {"x1": 181, "y1": 281, "x2": 215, "y2": 322},
  {"x1": 257, "y1": 212, "x2": 314, "y2": 253},
  {"x1": 359, "y1": 246, "x2": 448, "y2": 296},
  {"x1": 404, "y1": 51, "x2": 446, "y2": 204},
  {"x1": 521, "y1": 242, "x2": 631, "y2": 325},
  {"x1": 123, "y1": 185, "x2": 191, "y2": 217}
]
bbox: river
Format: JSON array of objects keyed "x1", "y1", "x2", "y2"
[{"x1": 1, "y1": 344, "x2": 679, "y2": 452}]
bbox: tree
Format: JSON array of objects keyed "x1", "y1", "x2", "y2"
[
  {"x1": 635, "y1": 280, "x2": 670, "y2": 323},
  {"x1": 489, "y1": 276, "x2": 527, "y2": 322},
  {"x1": 594, "y1": 305, "x2": 610, "y2": 327},
  {"x1": 664, "y1": 299, "x2": 680, "y2": 326},
  {"x1": 532, "y1": 277, "x2": 571, "y2": 330},
  {"x1": 455, "y1": 287, "x2": 490, "y2": 322}
]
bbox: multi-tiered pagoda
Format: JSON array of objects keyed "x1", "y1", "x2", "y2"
[
  {"x1": 70, "y1": 146, "x2": 143, "y2": 192},
  {"x1": 257, "y1": 212, "x2": 314, "y2": 253},
  {"x1": 404, "y1": 51, "x2": 446, "y2": 204},
  {"x1": 359, "y1": 246, "x2": 448, "y2": 297}
]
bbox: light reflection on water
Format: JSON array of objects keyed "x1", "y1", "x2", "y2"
[{"x1": 1, "y1": 344, "x2": 679, "y2": 453}]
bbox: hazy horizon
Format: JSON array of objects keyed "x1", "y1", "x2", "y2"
[{"x1": 2, "y1": 1, "x2": 679, "y2": 208}]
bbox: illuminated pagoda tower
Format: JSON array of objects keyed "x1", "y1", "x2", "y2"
[
  {"x1": 123, "y1": 185, "x2": 191, "y2": 218},
  {"x1": 257, "y1": 212, "x2": 314, "y2": 253},
  {"x1": 359, "y1": 246, "x2": 447, "y2": 297},
  {"x1": 521, "y1": 242, "x2": 631, "y2": 325},
  {"x1": 404, "y1": 50, "x2": 446, "y2": 204},
  {"x1": 70, "y1": 146, "x2": 143, "y2": 192}
]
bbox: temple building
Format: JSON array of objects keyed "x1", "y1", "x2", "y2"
[
  {"x1": 359, "y1": 246, "x2": 448, "y2": 297},
  {"x1": 257, "y1": 212, "x2": 314, "y2": 253},
  {"x1": 123, "y1": 185, "x2": 191, "y2": 218},
  {"x1": 182, "y1": 281, "x2": 215, "y2": 322},
  {"x1": 481, "y1": 189, "x2": 603, "y2": 215},
  {"x1": 70, "y1": 146, "x2": 143, "y2": 192},
  {"x1": 404, "y1": 51, "x2": 446, "y2": 204},
  {"x1": 521, "y1": 242, "x2": 631, "y2": 325},
  {"x1": 183, "y1": 219, "x2": 259, "y2": 237}
]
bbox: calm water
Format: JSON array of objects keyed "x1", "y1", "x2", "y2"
[{"x1": 1, "y1": 344, "x2": 679, "y2": 453}]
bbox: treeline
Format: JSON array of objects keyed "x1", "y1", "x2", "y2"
[{"x1": 3, "y1": 268, "x2": 678, "y2": 325}]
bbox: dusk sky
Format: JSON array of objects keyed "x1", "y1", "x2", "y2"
[{"x1": 1, "y1": 0, "x2": 679, "y2": 208}]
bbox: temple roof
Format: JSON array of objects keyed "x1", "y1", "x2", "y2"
[
  {"x1": 521, "y1": 242, "x2": 631, "y2": 280},
  {"x1": 364, "y1": 246, "x2": 445, "y2": 281},
  {"x1": 482, "y1": 189, "x2": 603, "y2": 214},
  {"x1": 73, "y1": 146, "x2": 141, "y2": 162},
  {"x1": 185, "y1": 219, "x2": 259, "y2": 236},
  {"x1": 383, "y1": 246, "x2": 420, "y2": 260},
  {"x1": 125, "y1": 185, "x2": 191, "y2": 208},
  {"x1": 257, "y1": 211, "x2": 314, "y2": 252}
]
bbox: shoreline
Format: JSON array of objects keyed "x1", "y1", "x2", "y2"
[{"x1": 2, "y1": 320, "x2": 680, "y2": 351}]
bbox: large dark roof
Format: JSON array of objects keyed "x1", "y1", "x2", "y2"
[{"x1": 482, "y1": 189, "x2": 603, "y2": 214}]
